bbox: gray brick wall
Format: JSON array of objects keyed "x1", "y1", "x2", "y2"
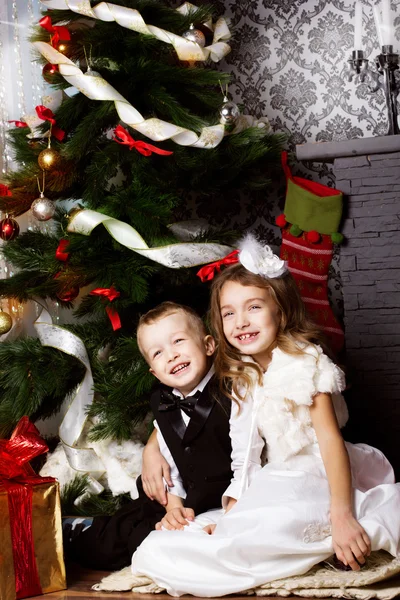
[{"x1": 334, "y1": 153, "x2": 400, "y2": 477}]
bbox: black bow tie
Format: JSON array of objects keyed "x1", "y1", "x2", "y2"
[{"x1": 159, "y1": 389, "x2": 201, "y2": 417}]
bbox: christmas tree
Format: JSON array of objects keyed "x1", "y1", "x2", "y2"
[{"x1": 0, "y1": 0, "x2": 283, "y2": 498}]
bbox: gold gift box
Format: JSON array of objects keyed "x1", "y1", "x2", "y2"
[{"x1": 0, "y1": 481, "x2": 66, "y2": 600}]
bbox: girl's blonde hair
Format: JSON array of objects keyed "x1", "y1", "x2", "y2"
[{"x1": 209, "y1": 263, "x2": 325, "y2": 403}]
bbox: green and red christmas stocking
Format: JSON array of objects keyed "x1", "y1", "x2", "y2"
[{"x1": 276, "y1": 152, "x2": 345, "y2": 355}]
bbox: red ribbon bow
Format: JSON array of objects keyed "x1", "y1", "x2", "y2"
[
  {"x1": 113, "y1": 124, "x2": 173, "y2": 157},
  {"x1": 90, "y1": 286, "x2": 122, "y2": 331},
  {"x1": 55, "y1": 239, "x2": 70, "y2": 262},
  {"x1": 0, "y1": 417, "x2": 55, "y2": 599},
  {"x1": 0, "y1": 184, "x2": 12, "y2": 197},
  {"x1": 35, "y1": 105, "x2": 65, "y2": 141},
  {"x1": 9, "y1": 120, "x2": 28, "y2": 128},
  {"x1": 0, "y1": 417, "x2": 49, "y2": 481},
  {"x1": 39, "y1": 16, "x2": 70, "y2": 47},
  {"x1": 196, "y1": 250, "x2": 240, "y2": 282}
]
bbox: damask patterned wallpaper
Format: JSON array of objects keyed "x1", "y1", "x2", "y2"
[
  {"x1": 224, "y1": 0, "x2": 399, "y2": 172},
  {"x1": 215, "y1": 0, "x2": 400, "y2": 315}
]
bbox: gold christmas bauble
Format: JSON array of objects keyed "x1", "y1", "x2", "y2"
[
  {"x1": 38, "y1": 147, "x2": 62, "y2": 171},
  {"x1": 0, "y1": 310, "x2": 12, "y2": 335}
]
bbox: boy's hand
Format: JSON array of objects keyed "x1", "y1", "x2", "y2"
[
  {"x1": 331, "y1": 512, "x2": 371, "y2": 571},
  {"x1": 142, "y1": 435, "x2": 173, "y2": 505},
  {"x1": 155, "y1": 507, "x2": 195, "y2": 531}
]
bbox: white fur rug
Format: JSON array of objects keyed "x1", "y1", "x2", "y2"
[{"x1": 92, "y1": 551, "x2": 400, "y2": 599}]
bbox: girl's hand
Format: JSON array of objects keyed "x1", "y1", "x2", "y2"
[
  {"x1": 331, "y1": 512, "x2": 371, "y2": 571},
  {"x1": 155, "y1": 507, "x2": 195, "y2": 531}
]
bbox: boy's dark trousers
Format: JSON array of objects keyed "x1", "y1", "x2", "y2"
[{"x1": 68, "y1": 378, "x2": 232, "y2": 570}]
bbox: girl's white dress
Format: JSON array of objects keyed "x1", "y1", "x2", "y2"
[{"x1": 132, "y1": 345, "x2": 400, "y2": 597}]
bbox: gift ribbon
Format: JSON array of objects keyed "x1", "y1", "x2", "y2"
[
  {"x1": 35, "y1": 104, "x2": 65, "y2": 141},
  {"x1": 90, "y1": 286, "x2": 122, "y2": 330},
  {"x1": 55, "y1": 239, "x2": 70, "y2": 262},
  {"x1": 197, "y1": 249, "x2": 239, "y2": 282},
  {"x1": 0, "y1": 417, "x2": 55, "y2": 599},
  {"x1": 39, "y1": 15, "x2": 70, "y2": 47},
  {"x1": 113, "y1": 125, "x2": 173, "y2": 157},
  {"x1": 39, "y1": 1, "x2": 231, "y2": 64}
]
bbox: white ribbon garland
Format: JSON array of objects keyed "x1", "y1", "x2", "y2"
[
  {"x1": 34, "y1": 306, "x2": 105, "y2": 484},
  {"x1": 33, "y1": 41, "x2": 226, "y2": 148},
  {"x1": 39, "y1": 0, "x2": 231, "y2": 63},
  {"x1": 67, "y1": 209, "x2": 233, "y2": 266}
]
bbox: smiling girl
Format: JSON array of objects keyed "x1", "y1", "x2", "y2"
[{"x1": 132, "y1": 236, "x2": 400, "y2": 597}]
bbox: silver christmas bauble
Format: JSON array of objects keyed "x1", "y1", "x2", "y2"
[
  {"x1": 31, "y1": 193, "x2": 55, "y2": 221},
  {"x1": 182, "y1": 24, "x2": 206, "y2": 47},
  {"x1": 84, "y1": 67, "x2": 102, "y2": 78},
  {"x1": 219, "y1": 97, "x2": 240, "y2": 125}
]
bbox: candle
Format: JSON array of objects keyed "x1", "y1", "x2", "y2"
[
  {"x1": 354, "y1": 2, "x2": 363, "y2": 50},
  {"x1": 373, "y1": 4, "x2": 384, "y2": 48},
  {"x1": 381, "y1": 0, "x2": 393, "y2": 46}
]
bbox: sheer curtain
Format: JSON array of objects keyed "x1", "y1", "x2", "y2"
[
  {"x1": 0, "y1": 0, "x2": 58, "y2": 340},
  {"x1": 0, "y1": 0, "x2": 45, "y2": 175}
]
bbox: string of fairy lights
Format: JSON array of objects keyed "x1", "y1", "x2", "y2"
[{"x1": 0, "y1": 0, "x2": 60, "y2": 336}]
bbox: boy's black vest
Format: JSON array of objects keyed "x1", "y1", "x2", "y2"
[
  {"x1": 150, "y1": 377, "x2": 232, "y2": 515},
  {"x1": 69, "y1": 376, "x2": 232, "y2": 571}
]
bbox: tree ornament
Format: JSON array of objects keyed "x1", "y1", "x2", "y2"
[
  {"x1": 31, "y1": 193, "x2": 55, "y2": 221},
  {"x1": 275, "y1": 214, "x2": 287, "y2": 228},
  {"x1": 38, "y1": 146, "x2": 61, "y2": 171},
  {"x1": 0, "y1": 216, "x2": 19, "y2": 241},
  {"x1": 54, "y1": 271, "x2": 79, "y2": 302},
  {"x1": 83, "y1": 46, "x2": 102, "y2": 78},
  {"x1": 289, "y1": 223, "x2": 302, "y2": 237},
  {"x1": 42, "y1": 63, "x2": 58, "y2": 83},
  {"x1": 84, "y1": 66, "x2": 102, "y2": 78},
  {"x1": 306, "y1": 230, "x2": 321, "y2": 244},
  {"x1": 32, "y1": 172, "x2": 55, "y2": 221},
  {"x1": 219, "y1": 96, "x2": 240, "y2": 125},
  {"x1": 331, "y1": 232, "x2": 344, "y2": 244},
  {"x1": 57, "y1": 287, "x2": 79, "y2": 302},
  {"x1": 182, "y1": 24, "x2": 206, "y2": 47},
  {"x1": 0, "y1": 310, "x2": 12, "y2": 335}
]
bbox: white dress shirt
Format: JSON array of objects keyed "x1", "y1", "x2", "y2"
[{"x1": 154, "y1": 365, "x2": 215, "y2": 499}]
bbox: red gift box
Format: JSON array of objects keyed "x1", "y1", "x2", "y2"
[{"x1": 0, "y1": 417, "x2": 66, "y2": 599}]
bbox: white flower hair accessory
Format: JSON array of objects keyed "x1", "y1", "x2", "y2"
[{"x1": 238, "y1": 233, "x2": 287, "y2": 279}]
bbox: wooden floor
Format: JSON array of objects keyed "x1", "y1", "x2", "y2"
[{"x1": 28, "y1": 562, "x2": 339, "y2": 600}]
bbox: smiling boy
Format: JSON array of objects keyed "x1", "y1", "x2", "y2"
[{"x1": 68, "y1": 302, "x2": 232, "y2": 570}]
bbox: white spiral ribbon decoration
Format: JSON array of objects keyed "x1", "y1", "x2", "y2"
[
  {"x1": 33, "y1": 41, "x2": 226, "y2": 148},
  {"x1": 39, "y1": 0, "x2": 231, "y2": 64},
  {"x1": 67, "y1": 209, "x2": 233, "y2": 266},
  {"x1": 34, "y1": 305, "x2": 105, "y2": 488}
]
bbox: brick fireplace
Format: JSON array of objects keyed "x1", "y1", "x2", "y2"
[{"x1": 297, "y1": 136, "x2": 400, "y2": 478}]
